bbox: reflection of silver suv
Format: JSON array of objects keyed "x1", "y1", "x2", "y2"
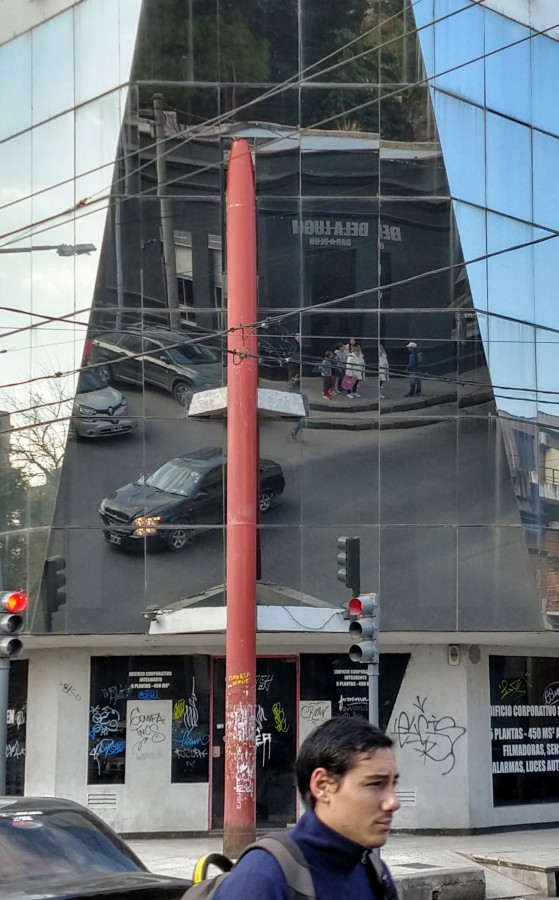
[
  {"x1": 90, "y1": 327, "x2": 223, "y2": 405},
  {"x1": 69, "y1": 371, "x2": 137, "y2": 440}
]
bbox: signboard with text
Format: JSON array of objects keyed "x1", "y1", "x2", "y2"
[{"x1": 490, "y1": 656, "x2": 559, "y2": 806}]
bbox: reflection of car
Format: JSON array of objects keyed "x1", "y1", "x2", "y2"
[
  {"x1": 69, "y1": 371, "x2": 137, "y2": 440},
  {"x1": 0, "y1": 796, "x2": 191, "y2": 899},
  {"x1": 99, "y1": 446, "x2": 285, "y2": 551},
  {"x1": 89, "y1": 327, "x2": 223, "y2": 405}
]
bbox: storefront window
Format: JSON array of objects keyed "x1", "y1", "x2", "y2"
[{"x1": 88, "y1": 655, "x2": 210, "y2": 785}]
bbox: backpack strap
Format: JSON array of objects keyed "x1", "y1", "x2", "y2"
[
  {"x1": 237, "y1": 832, "x2": 315, "y2": 900},
  {"x1": 367, "y1": 851, "x2": 399, "y2": 900}
]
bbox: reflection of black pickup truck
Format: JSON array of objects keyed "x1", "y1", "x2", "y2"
[{"x1": 99, "y1": 446, "x2": 285, "y2": 552}]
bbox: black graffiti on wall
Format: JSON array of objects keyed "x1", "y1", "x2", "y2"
[{"x1": 393, "y1": 696, "x2": 466, "y2": 775}]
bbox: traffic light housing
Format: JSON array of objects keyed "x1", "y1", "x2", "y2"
[
  {"x1": 347, "y1": 593, "x2": 379, "y2": 663},
  {"x1": 337, "y1": 536, "x2": 360, "y2": 595},
  {"x1": 0, "y1": 592, "x2": 27, "y2": 659},
  {"x1": 43, "y1": 555, "x2": 67, "y2": 629}
]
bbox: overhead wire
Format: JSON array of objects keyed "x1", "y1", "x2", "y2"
[
  {"x1": 0, "y1": 0, "x2": 428, "y2": 229},
  {"x1": 0, "y1": 6, "x2": 556, "y2": 409},
  {"x1": 0, "y1": 0, "x2": 503, "y2": 248}
]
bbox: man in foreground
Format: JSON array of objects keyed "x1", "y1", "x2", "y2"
[{"x1": 214, "y1": 717, "x2": 400, "y2": 899}]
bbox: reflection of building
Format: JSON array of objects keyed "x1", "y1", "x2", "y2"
[{"x1": 4, "y1": 0, "x2": 559, "y2": 833}]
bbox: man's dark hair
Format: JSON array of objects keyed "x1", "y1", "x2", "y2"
[{"x1": 296, "y1": 717, "x2": 393, "y2": 808}]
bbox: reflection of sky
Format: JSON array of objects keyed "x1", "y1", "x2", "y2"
[
  {"x1": 415, "y1": 1, "x2": 559, "y2": 421},
  {"x1": 0, "y1": 0, "x2": 142, "y2": 426}
]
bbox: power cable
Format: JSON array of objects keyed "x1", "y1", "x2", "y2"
[
  {"x1": 0, "y1": 0, "x2": 427, "y2": 227},
  {"x1": 1, "y1": 220, "x2": 559, "y2": 397},
  {"x1": 0, "y1": 0, "x2": 526, "y2": 248}
]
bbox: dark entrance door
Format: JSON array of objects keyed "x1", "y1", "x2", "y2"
[{"x1": 211, "y1": 657, "x2": 297, "y2": 830}]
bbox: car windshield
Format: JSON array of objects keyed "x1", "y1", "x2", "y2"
[
  {"x1": 145, "y1": 460, "x2": 203, "y2": 497},
  {"x1": 76, "y1": 371, "x2": 106, "y2": 393},
  {"x1": 168, "y1": 344, "x2": 220, "y2": 365},
  {"x1": 0, "y1": 807, "x2": 141, "y2": 887}
]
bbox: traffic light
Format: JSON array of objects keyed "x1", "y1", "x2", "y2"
[
  {"x1": 337, "y1": 536, "x2": 360, "y2": 595},
  {"x1": 347, "y1": 593, "x2": 379, "y2": 664},
  {"x1": 43, "y1": 555, "x2": 67, "y2": 629},
  {"x1": 0, "y1": 592, "x2": 27, "y2": 659}
]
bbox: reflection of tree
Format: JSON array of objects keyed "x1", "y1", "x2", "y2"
[
  {"x1": 0, "y1": 381, "x2": 70, "y2": 482},
  {"x1": 132, "y1": 0, "x2": 426, "y2": 139},
  {"x1": 0, "y1": 384, "x2": 66, "y2": 611},
  {"x1": 134, "y1": 0, "x2": 269, "y2": 117}
]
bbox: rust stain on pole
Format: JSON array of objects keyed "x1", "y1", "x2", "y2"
[{"x1": 223, "y1": 139, "x2": 258, "y2": 857}]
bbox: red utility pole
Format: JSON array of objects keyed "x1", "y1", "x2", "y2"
[{"x1": 223, "y1": 139, "x2": 258, "y2": 857}]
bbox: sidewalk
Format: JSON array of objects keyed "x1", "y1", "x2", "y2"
[
  {"x1": 128, "y1": 825, "x2": 559, "y2": 898},
  {"x1": 262, "y1": 369, "x2": 493, "y2": 432}
]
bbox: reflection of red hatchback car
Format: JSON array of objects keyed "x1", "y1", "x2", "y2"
[{"x1": 0, "y1": 796, "x2": 191, "y2": 899}]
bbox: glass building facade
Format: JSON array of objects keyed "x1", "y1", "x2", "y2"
[{"x1": 1, "y1": 0, "x2": 559, "y2": 830}]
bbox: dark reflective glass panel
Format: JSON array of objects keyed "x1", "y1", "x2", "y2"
[
  {"x1": 458, "y1": 417, "x2": 522, "y2": 527},
  {"x1": 380, "y1": 525, "x2": 457, "y2": 631},
  {"x1": 301, "y1": 87, "x2": 380, "y2": 136},
  {"x1": 301, "y1": 527, "x2": 379, "y2": 609},
  {"x1": 378, "y1": 200, "x2": 456, "y2": 313},
  {"x1": 457, "y1": 526, "x2": 541, "y2": 631},
  {"x1": 380, "y1": 418, "x2": 457, "y2": 525},
  {"x1": 217, "y1": 0, "x2": 298, "y2": 83},
  {"x1": 255, "y1": 136, "x2": 301, "y2": 198},
  {"x1": 301, "y1": 0, "x2": 379, "y2": 76},
  {"x1": 133, "y1": 0, "x2": 219, "y2": 83}
]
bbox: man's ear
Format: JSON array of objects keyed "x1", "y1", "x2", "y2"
[{"x1": 309, "y1": 767, "x2": 337, "y2": 804}]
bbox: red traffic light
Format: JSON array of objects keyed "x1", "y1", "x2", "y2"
[
  {"x1": 1, "y1": 592, "x2": 27, "y2": 613},
  {"x1": 348, "y1": 593, "x2": 377, "y2": 617},
  {"x1": 348, "y1": 597, "x2": 364, "y2": 615}
]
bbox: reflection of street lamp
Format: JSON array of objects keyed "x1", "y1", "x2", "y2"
[{"x1": 0, "y1": 244, "x2": 96, "y2": 256}]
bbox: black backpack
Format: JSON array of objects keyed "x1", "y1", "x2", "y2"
[{"x1": 183, "y1": 832, "x2": 398, "y2": 900}]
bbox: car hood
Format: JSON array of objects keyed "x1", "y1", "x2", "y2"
[
  {"x1": 75, "y1": 385, "x2": 124, "y2": 413},
  {"x1": 2, "y1": 869, "x2": 192, "y2": 900},
  {"x1": 102, "y1": 483, "x2": 183, "y2": 517}
]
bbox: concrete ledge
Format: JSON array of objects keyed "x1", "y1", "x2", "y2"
[
  {"x1": 393, "y1": 865, "x2": 486, "y2": 900},
  {"x1": 471, "y1": 852, "x2": 559, "y2": 897}
]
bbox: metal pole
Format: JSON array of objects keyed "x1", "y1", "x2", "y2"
[
  {"x1": 369, "y1": 597, "x2": 379, "y2": 726},
  {"x1": 368, "y1": 662, "x2": 379, "y2": 726},
  {"x1": 0, "y1": 657, "x2": 8, "y2": 793},
  {"x1": 223, "y1": 139, "x2": 258, "y2": 857},
  {"x1": 153, "y1": 94, "x2": 181, "y2": 331},
  {"x1": 0, "y1": 555, "x2": 6, "y2": 791}
]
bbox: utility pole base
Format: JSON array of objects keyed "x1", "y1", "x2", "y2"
[{"x1": 223, "y1": 824, "x2": 257, "y2": 859}]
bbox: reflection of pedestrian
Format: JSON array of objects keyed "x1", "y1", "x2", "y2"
[
  {"x1": 286, "y1": 333, "x2": 301, "y2": 389},
  {"x1": 378, "y1": 345, "x2": 389, "y2": 399},
  {"x1": 334, "y1": 343, "x2": 348, "y2": 392},
  {"x1": 319, "y1": 351, "x2": 335, "y2": 399},
  {"x1": 346, "y1": 346, "x2": 365, "y2": 398},
  {"x1": 288, "y1": 392, "x2": 309, "y2": 441},
  {"x1": 405, "y1": 342, "x2": 421, "y2": 396}
]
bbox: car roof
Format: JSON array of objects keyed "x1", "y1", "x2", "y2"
[
  {"x1": 0, "y1": 796, "x2": 89, "y2": 813},
  {"x1": 172, "y1": 447, "x2": 224, "y2": 469}
]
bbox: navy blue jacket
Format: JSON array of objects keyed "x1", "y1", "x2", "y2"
[{"x1": 213, "y1": 809, "x2": 395, "y2": 899}]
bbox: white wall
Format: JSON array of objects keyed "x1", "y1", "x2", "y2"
[
  {"x1": 25, "y1": 643, "x2": 559, "y2": 833},
  {"x1": 388, "y1": 645, "x2": 470, "y2": 829},
  {"x1": 478, "y1": 0, "x2": 559, "y2": 39},
  {"x1": 0, "y1": 0, "x2": 79, "y2": 44},
  {"x1": 25, "y1": 649, "x2": 209, "y2": 834}
]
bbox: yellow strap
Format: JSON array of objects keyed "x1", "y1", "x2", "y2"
[{"x1": 193, "y1": 854, "x2": 212, "y2": 884}]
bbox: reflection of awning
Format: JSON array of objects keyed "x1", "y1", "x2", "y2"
[
  {"x1": 145, "y1": 581, "x2": 344, "y2": 636},
  {"x1": 188, "y1": 386, "x2": 305, "y2": 418}
]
